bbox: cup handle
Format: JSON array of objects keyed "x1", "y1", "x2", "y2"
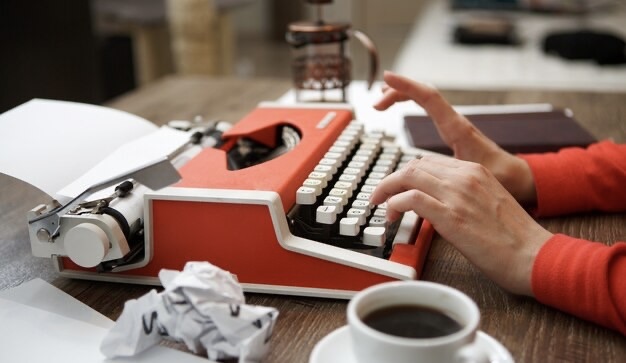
[{"x1": 455, "y1": 342, "x2": 490, "y2": 363}]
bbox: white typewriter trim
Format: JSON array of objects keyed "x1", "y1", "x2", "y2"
[
  {"x1": 146, "y1": 187, "x2": 417, "y2": 278},
  {"x1": 54, "y1": 187, "x2": 416, "y2": 299}
]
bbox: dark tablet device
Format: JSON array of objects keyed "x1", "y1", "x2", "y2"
[{"x1": 404, "y1": 109, "x2": 597, "y2": 155}]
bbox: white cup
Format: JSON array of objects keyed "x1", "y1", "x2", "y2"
[{"x1": 347, "y1": 281, "x2": 489, "y2": 363}]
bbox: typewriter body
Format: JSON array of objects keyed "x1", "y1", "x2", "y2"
[{"x1": 26, "y1": 102, "x2": 435, "y2": 298}]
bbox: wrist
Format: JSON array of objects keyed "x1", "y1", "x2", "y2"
[
  {"x1": 518, "y1": 227, "x2": 553, "y2": 297},
  {"x1": 496, "y1": 155, "x2": 537, "y2": 207}
]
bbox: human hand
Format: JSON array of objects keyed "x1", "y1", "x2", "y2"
[
  {"x1": 370, "y1": 155, "x2": 553, "y2": 296},
  {"x1": 374, "y1": 71, "x2": 536, "y2": 206}
]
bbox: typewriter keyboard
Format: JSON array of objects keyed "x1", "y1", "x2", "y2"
[{"x1": 288, "y1": 120, "x2": 423, "y2": 259}]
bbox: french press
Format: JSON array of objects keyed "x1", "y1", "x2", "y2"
[{"x1": 286, "y1": 0, "x2": 379, "y2": 102}]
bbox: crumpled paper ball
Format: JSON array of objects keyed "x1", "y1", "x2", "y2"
[{"x1": 100, "y1": 261, "x2": 278, "y2": 362}]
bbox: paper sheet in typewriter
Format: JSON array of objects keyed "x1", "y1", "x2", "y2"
[{"x1": 0, "y1": 99, "x2": 190, "y2": 202}]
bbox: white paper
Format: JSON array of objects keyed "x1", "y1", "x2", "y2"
[
  {"x1": 0, "y1": 278, "x2": 112, "y2": 329},
  {"x1": 0, "y1": 99, "x2": 157, "y2": 199},
  {"x1": 56, "y1": 126, "x2": 190, "y2": 200},
  {"x1": 0, "y1": 280, "x2": 214, "y2": 363}
]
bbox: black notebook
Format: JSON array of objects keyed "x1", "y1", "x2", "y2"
[{"x1": 404, "y1": 108, "x2": 597, "y2": 155}]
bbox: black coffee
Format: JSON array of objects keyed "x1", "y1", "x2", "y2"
[{"x1": 362, "y1": 305, "x2": 463, "y2": 338}]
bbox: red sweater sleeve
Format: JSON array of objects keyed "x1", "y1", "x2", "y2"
[
  {"x1": 521, "y1": 141, "x2": 626, "y2": 334},
  {"x1": 532, "y1": 235, "x2": 626, "y2": 335},
  {"x1": 518, "y1": 141, "x2": 626, "y2": 216}
]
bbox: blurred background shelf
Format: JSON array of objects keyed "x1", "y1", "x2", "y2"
[{"x1": 2, "y1": 0, "x2": 623, "y2": 114}]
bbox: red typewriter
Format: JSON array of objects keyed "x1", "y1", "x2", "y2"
[{"x1": 36, "y1": 103, "x2": 435, "y2": 298}]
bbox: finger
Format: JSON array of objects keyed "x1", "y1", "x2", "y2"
[
  {"x1": 384, "y1": 189, "x2": 445, "y2": 223},
  {"x1": 373, "y1": 87, "x2": 409, "y2": 111},
  {"x1": 370, "y1": 158, "x2": 447, "y2": 206},
  {"x1": 383, "y1": 71, "x2": 456, "y2": 120},
  {"x1": 383, "y1": 72, "x2": 476, "y2": 147}
]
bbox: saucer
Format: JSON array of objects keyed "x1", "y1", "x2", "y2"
[{"x1": 309, "y1": 326, "x2": 514, "y2": 363}]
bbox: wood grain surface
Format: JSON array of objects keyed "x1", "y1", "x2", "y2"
[{"x1": 1, "y1": 76, "x2": 625, "y2": 362}]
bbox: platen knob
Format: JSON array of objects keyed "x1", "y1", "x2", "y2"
[{"x1": 64, "y1": 223, "x2": 110, "y2": 268}]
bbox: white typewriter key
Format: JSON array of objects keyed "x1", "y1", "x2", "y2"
[
  {"x1": 329, "y1": 146, "x2": 349, "y2": 160},
  {"x1": 302, "y1": 179, "x2": 323, "y2": 195},
  {"x1": 362, "y1": 134, "x2": 382, "y2": 142},
  {"x1": 373, "y1": 208, "x2": 387, "y2": 218},
  {"x1": 324, "y1": 151, "x2": 343, "y2": 162},
  {"x1": 364, "y1": 178, "x2": 382, "y2": 186},
  {"x1": 356, "y1": 149, "x2": 375, "y2": 158},
  {"x1": 316, "y1": 205, "x2": 337, "y2": 224},
  {"x1": 377, "y1": 202, "x2": 388, "y2": 209},
  {"x1": 368, "y1": 172, "x2": 387, "y2": 180},
  {"x1": 338, "y1": 129, "x2": 363, "y2": 142},
  {"x1": 369, "y1": 216, "x2": 387, "y2": 228},
  {"x1": 393, "y1": 211, "x2": 419, "y2": 245},
  {"x1": 351, "y1": 155, "x2": 370, "y2": 164},
  {"x1": 360, "y1": 185, "x2": 376, "y2": 194},
  {"x1": 334, "y1": 181, "x2": 353, "y2": 190},
  {"x1": 359, "y1": 142, "x2": 378, "y2": 152},
  {"x1": 361, "y1": 136, "x2": 383, "y2": 151},
  {"x1": 296, "y1": 186, "x2": 317, "y2": 205},
  {"x1": 319, "y1": 158, "x2": 340, "y2": 174},
  {"x1": 338, "y1": 174, "x2": 358, "y2": 189},
  {"x1": 348, "y1": 122, "x2": 365, "y2": 132},
  {"x1": 347, "y1": 120, "x2": 364, "y2": 130},
  {"x1": 351, "y1": 200, "x2": 372, "y2": 216},
  {"x1": 338, "y1": 135, "x2": 358, "y2": 149},
  {"x1": 347, "y1": 208, "x2": 366, "y2": 225},
  {"x1": 328, "y1": 188, "x2": 349, "y2": 204},
  {"x1": 347, "y1": 161, "x2": 366, "y2": 170},
  {"x1": 324, "y1": 196, "x2": 344, "y2": 213},
  {"x1": 339, "y1": 217, "x2": 360, "y2": 236},
  {"x1": 356, "y1": 192, "x2": 371, "y2": 201},
  {"x1": 378, "y1": 153, "x2": 399, "y2": 162},
  {"x1": 333, "y1": 184, "x2": 353, "y2": 199},
  {"x1": 343, "y1": 167, "x2": 363, "y2": 182},
  {"x1": 314, "y1": 164, "x2": 334, "y2": 175},
  {"x1": 372, "y1": 165, "x2": 392, "y2": 174},
  {"x1": 375, "y1": 159, "x2": 394, "y2": 167},
  {"x1": 308, "y1": 171, "x2": 330, "y2": 188},
  {"x1": 333, "y1": 181, "x2": 354, "y2": 197},
  {"x1": 383, "y1": 146, "x2": 401, "y2": 155},
  {"x1": 333, "y1": 140, "x2": 351, "y2": 149},
  {"x1": 363, "y1": 227, "x2": 386, "y2": 247}
]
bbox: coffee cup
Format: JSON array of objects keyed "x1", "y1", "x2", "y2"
[{"x1": 347, "y1": 281, "x2": 489, "y2": 363}]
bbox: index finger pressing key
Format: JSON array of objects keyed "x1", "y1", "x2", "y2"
[{"x1": 369, "y1": 158, "x2": 443, "y2": 206}]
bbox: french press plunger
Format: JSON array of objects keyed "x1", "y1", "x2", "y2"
[{"x1": 286, "y1": 0, "x2": 379, "y2": 102}]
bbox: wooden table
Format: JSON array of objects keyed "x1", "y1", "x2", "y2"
[{"x1": 1, "y1": 75, "x2": 625, "y2": 362}]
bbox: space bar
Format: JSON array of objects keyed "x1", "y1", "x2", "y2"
[
  {"x1": 392, "y1": 211, "x2": 421, "y2": 245},
  {"x1": 389, "y1": 219, "x2": 435, "y2": 275}
]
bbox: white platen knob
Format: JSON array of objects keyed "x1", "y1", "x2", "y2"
[{"x1": 64, "y1": 223, "x2": 110, "y2": 268}]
